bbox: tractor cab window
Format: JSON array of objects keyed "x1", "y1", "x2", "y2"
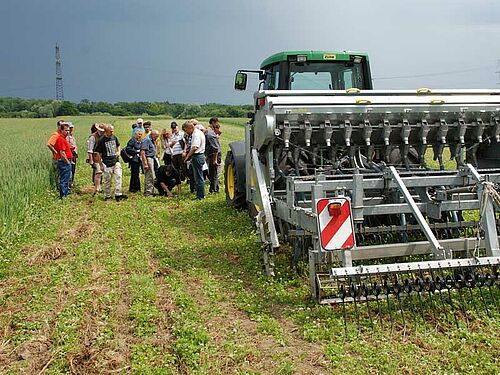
[
  {"x1": 263, "y1": 64, "x2": 280, "y2": 90},
  {"x1": 289, "y1": 61, "x2": 366, "y2": 90}
]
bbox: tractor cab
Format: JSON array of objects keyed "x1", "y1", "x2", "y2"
[{"x1": 235, "y1": 50, "x2": 373, "y2": 91}]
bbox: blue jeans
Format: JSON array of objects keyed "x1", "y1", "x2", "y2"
[
  {"x1": 191, "y1": 153, "x2": 205, "y2": 199},
  {"x1": 57, "y1": 160, "x2": 72, "y2": 198}
]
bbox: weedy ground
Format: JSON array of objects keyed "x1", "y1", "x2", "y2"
[{"x1": 0, "y1": 117, "x2": 499, "y2": 374}]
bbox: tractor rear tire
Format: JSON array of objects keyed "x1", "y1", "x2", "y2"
[{"x1": 224, "y1": 151, "x2": 247, "y2": 209}]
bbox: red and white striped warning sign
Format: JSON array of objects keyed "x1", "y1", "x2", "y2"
[{"x1": 316, "y1": 197, "x2": 355, "y2": 250}]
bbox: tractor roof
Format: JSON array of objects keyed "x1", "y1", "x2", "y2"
[{"x1": 260, "y1": 50, "x2": 370, "y2": 69}]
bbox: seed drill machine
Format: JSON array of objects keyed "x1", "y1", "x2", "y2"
[{"x1": 225, "y1": 51, "x2": 500, "y2": 322}]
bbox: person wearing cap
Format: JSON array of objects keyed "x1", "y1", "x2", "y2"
[
  {"x1": 206, "y1": 117, "x2": 222, "y2": 193},
  {"x1": 95, "y1": 124, "x2": 127, "y2": 201},
  {"x1": 66, "y1": 122, "x2": 78, "y2": 186},
  {"x1": 47, "y1": 119, "x2": 66, "y2": 190},
  {"x1": 169, "y1": 121, "x2": 186, "y2": 181},
  {"x1": 53, "y1": 122, "x2": 73, "y2": 198},
  {"x1": 183, "y1": 120, "x2": 206, "y2": 200},
  {"x1": 87, "y1": 123, "x2": 104, "y2": 194},
  {"x1": 132, "y1": 118, "x2": 144, "y2": 137}
]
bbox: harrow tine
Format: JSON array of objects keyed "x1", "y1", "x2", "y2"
[
  {"x1": 439, "y1": 268, "x2": 459, "y2": 329},
  {"x1": 360, "y1": 282, "x2": 374, "y2": 330},
  {"x1": 339, "y1": 284, "x2": 348, "y2": 338},
  {"x1": 460, "y1": 266, "x2": 481, "y2": 317},
  {"x1": 392, "y1": 276, "x2": 406, "y2": 328},
  {"x1": 453, "y1": 272, "x2": 470, "y2": 323},
  {"x1": 423, "y1": 275, "x2": 439, "y2": 324},
  {"x1": 482, "y1": 270, "x2": 499, "y2": 311},
  {"x1": 370, "y1": 276, "x2": 384, "y2": 330},
  {"x1": 473, "y1": 269, "x2": 491, "y2": 318},
  {"x1": 413, "y1": 276, "x2": 427, "y2": 321},
  {"x1": 348, "y1": 280, "x2": 361, "y2": 334},
  {"x1": 430, "y1": 269, "x2": 451, "y2": 326},
  {"x1": 383, "y1": 278, "x2": 395, "y2": 334},
  {"x1": 403, "y1": 274, "x2": 418, "y2": 329}
]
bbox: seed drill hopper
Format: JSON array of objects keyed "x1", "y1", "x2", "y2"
[{"x1": 225, "y1": 51, "x2": 500, "y2": 323}]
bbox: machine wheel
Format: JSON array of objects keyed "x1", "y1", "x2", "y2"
[{"x1": 224, "y1": 150, "x2": 247, "y2": 209}]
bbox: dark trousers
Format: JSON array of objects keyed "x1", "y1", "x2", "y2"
[
  {"x1": 71, "y1": 152, "x2": 77, "y2": 183},
  {"x1": 57, "y1": 160, "x2": 72, "y2": 198},
  {"x1": 163, "y1": 153, "x2": 172, "y2": 165},
  {"x1": 191, "y1": 153, "x2": 205, "y2": 200},
  {"x1": 172, "y1": 154, "x2": 186, "y2": 181},
  {"x1": 52, "y1": 159, "x2": 60, "y2": 190},
  {"x1": 129, "y1": 161, "x2": 141, "y2": 192},
  {"x1": 187, "y1": 164, "x2": 195, "y2": 193},
  {"x1": 207, "y1": 155, "x2": 219, "y2": 193}
]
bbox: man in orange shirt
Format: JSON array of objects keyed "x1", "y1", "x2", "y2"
[
  {"x1": 47, "y1": 119, "x2": 66, "y2": 189},
  {"x1": 53, "y1": 123, "x2": 73, "y2": 198}
]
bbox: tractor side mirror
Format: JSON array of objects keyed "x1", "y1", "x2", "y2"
[{"x1": 234, "y1": 72, "x2": 248, "y2": 91}]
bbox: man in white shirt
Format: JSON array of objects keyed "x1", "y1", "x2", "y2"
[{"x1": 183, "y1": 120, "x2": 206, "y2": 200}]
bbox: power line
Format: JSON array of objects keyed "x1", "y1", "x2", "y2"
[
  {"x1": 373, "y1": 65, "x2": 495, "y2": 81},
  {"x1": 0, "y1": 84, "x2": 54, "y2": 95}
]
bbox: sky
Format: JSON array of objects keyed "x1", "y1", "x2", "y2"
[{"x1": 0, "y1": 0, "x2": 499, "y2": 104}]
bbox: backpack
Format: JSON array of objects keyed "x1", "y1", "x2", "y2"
[{"x1": 120, "y1": 148, "x2": 133, "y2": 163}]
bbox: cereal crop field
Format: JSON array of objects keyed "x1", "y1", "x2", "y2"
[{"x1": 0, "y1": 116, "x2": 499, "y2": 374}]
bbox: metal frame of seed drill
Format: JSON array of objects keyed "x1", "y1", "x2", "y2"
[{"x1": 225, "y1": 51, "x2": 500, "y2": 310}]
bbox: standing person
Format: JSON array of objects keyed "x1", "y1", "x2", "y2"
[
  {"x1": 66, "y1": 122, "x2": 78, "y2": 186},
  {"x1": 195, "y1": 124, "x2": 209, "y2": 180},
  {"x1": 142, "y1": 121, "x2": 152, "y2": 140},
  {"x1": 154, "y1": 164, "x2": 181, "y2": 197},
  {"x1": 47, "y1": 119, "x2": 65, "y2": 189},
  {"x1": 126, "y1": 129, "x2": 143, "y2": 193},
  {"x1": 206, "y1": 117, "x2": 222, "y2": 193},
  {"x1": 53, "y1": 123, "x2": 73, "y2": 199},
  {"x1": 87, "y1": 123, "x2": 104, "y2": 194},
  {"x1": 183, "y1": 128, "x2": 195, "y2": 193},
  {"x1": 160, "y1": 128, "x2": 172, "y2": 165},
  {"x1": 140, "y1": 129, "x2": 157, "y2": 197},
  {"x1": 170, "y1": 121, "x2": 186, "y2": 181},
  {"x1": 95, "y1": 124, "x2": 128, "y2": 201},
  {"x1": 183, "y1": 120, "x2": 206, "y2": 200},
  {"x1": 132, "y1": 118, "x2": 144, "y2": 137}
]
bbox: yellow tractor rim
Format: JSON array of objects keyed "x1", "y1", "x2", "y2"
[{"x1": 227, "y1": 164, "x2": 235, "y2": 200}]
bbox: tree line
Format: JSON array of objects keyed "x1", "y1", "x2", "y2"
[{"x1": 0, "y1": 97, "x2": 253, "y2": 119}]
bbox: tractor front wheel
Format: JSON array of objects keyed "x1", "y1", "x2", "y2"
[{"x1": 224, "y1": 150, "x2": 247, "y2": 209}]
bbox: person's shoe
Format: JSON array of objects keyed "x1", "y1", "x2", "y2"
[
  {"x1": 115, "y1": 195, "x2": 128, "y2": 201},
  {"x1": 104, "y1": 196, "x2": 113, "y2": 201}
]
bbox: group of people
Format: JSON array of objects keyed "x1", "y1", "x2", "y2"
[{"x1": 47, "y1": 116, "x2": 222, "y2": 201}]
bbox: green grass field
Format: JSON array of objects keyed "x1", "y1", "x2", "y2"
[{"x1": 0, "y1": 116, "x2": 499, "y2": 374}]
